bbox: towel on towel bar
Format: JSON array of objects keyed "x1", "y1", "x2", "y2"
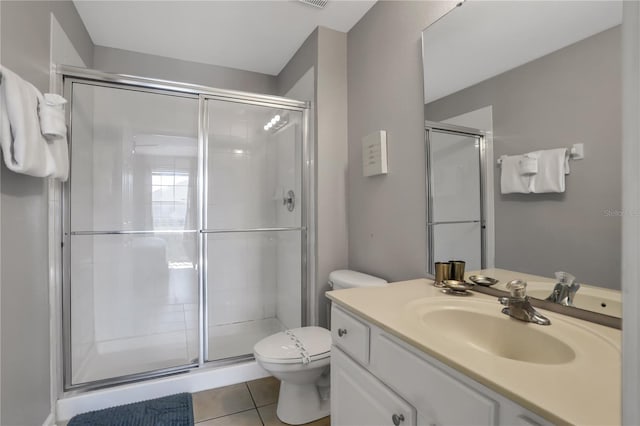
[
  {"x1": 0, "y1": 65, "x2": 69, "y2": 180},
  {"x1": 518, "y1": 153, "x2": 539, "y2": 175},
  {"x1": 40, "y1": 93, "x2": 67, "y2": 139},
  {"x1": 500, "y1": 154, "x2": 532, "y2": 194},
  {"x1": 529, "y1": 148, "x2": 569, "y2": 193}
]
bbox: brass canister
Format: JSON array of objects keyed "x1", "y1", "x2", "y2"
[
  {"x1": 434, "y1": 262, "x2": 451, "y2": 287},
  {"x1": 450, "y1": 260, "x2": 466, "y2": 281}
]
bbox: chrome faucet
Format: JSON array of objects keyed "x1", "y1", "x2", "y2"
[
  {"x1": 545, "y1": 271, "x2": 580, "y2": 307},
  {"x1": 498, "y1": 279, "x2": 551, "y2": 326}
]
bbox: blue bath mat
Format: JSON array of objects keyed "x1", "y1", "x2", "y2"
[{"x1": 68, "y1": 392, "x2": 194, "y2": 426}]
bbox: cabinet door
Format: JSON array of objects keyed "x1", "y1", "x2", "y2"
[
  {"x1": 332, "y1": 346, "x2": 416, "y2": 426},
  {"x1": 371, "y1": 333, "x2": 497, "y2": 426}
]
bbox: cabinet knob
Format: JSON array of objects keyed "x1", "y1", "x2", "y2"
[
  {"x1": 338, "y1": 328, "x2": 348, "y2": 337},
  {"x1": 392, "y1": 413, "x2": 405, "y2": 425}
]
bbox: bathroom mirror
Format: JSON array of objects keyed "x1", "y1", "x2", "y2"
[{"x1": 421, "y1": 0, "x2": 623, "y2": 320}]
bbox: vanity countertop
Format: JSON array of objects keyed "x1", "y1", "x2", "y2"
[{"x1": 326, "y1": 279, "x2": 621, "y2": 426}]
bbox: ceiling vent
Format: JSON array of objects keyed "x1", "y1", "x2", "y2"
[{"x1": 298, "y1": 0, "x2": 328, "y2": 9}]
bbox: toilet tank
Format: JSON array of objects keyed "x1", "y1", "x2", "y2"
[{"x1": 328, "y1": 269, "x2": 388, "y2": 290}]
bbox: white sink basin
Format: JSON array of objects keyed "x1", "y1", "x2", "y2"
[
  {"x1": 403, "y1": 297, "x2": 618, "y2": 365},
  {"x1": 418, "y1": 308, "x2": 574, "y2": 364}
]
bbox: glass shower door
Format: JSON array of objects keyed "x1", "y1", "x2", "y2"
[
  {"x1": 427, "y1": 127, "x2": 485, "y2": 273},
  {"x1": 66, "y1": 82, "x2": 200, "y2": 386},
  {"x1": 204, "y1": 99, "x2": 304, "y2": 362}
]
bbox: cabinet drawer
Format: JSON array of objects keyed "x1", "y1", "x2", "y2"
[
  {"x1": 331, "y1": 305, "x2": 370, "y2": 365},
  {"x1": 332, "y1": 346, "x2": 416, "y2": 426},
  {"x1": 371, "y1": 333, "x2": 498, "y2": 426}
]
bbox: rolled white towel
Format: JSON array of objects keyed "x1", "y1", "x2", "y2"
[
  {"x1": 518, "y1": 153, "x2": 539, "y2": 175},
  {"x1": 0, "y1": 65, "x2": 69, "y2": 181},
  {"x1": 500, "y1": 154, "x2": 532, "y2": 194},
  {"x1": 39, "y1": 93, "x2": 67, "y2": 139}
]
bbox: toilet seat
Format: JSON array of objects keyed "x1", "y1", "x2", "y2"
[{"x1": 254, "y1": 326, "x2": 331, "y2": 365}]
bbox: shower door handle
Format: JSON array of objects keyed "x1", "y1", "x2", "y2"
[{"x1": 283, "y1": 190, "x2": 295, "y2": 212}]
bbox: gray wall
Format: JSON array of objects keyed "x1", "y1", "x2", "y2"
[
  {"x1": 424, "y1": 27, "x2": 622, "y2": 289},
  {"x1": 0, "y1": 2, "x2": 94, "y2": 425},
  {"x1": 277, "y1": 28, "x2": 318, "y2": 96},
  {"x1": 276, "y1": 27, "x2": 349, "y2": 328},
  {"x1": 347, "y1": 1, "x2": 457, "y2": 282},
  {"x1": 621, "y1": 2, "x2": 640, "y2": 423},
  {"x1": 94, "y1": 46, "x2": 277, "y2": 95},
  {"x1": 314, "y1": 27, "x2": 348, "y2": 327}
]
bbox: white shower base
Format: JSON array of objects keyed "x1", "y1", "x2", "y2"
[
  {"x1": 208, "y1": 317, "x2": 285, "y2": 361},
  {"x1": 73, "y1": 317, "x2": 286, "y2": 385},
  {"x1": 59, "y1": 359, "x2": 269, "y2": 422}
]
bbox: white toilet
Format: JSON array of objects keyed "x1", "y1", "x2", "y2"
[{"x1": 254, "y1": 269, "x2": 387, "y2": 425}]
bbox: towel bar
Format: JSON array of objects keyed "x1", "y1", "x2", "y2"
[{"x1": 497, "y1": 143, "x2": 584, "y2": 165}]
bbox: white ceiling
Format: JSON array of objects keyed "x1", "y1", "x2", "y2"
[
  {"x1": 422, "y1": 0, "x2": 623, "y2": 103},
  {"x1": 73, "y1": 0, "x2": 376, "y2": 76}
]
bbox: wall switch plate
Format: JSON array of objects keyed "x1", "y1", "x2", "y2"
[{"x1": 362, "y1": 130, "x2": 388, "y2": 177}]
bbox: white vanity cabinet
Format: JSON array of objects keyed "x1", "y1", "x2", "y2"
[
  {"x1": 332, "y1": 347, "x2": 417, "y2": 426},
  {"x1": 330, "y1": 305, "x2": 552, "y2": 426}
]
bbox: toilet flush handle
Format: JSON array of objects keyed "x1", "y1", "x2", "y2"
[{"x1": 337, "y1": 328, "x2": 347, "y2": 337}]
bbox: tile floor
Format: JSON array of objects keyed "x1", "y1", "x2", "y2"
[
  {"x1": 59, "y1": 376, "x2": 329, "y2": 426},
  {"x1": 193, "y1": 377, "x2": 330, "y2": 426}
]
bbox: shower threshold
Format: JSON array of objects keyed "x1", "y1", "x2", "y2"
[{"x1": 71, "y1": 317, "x2": 286, "y2": 386}]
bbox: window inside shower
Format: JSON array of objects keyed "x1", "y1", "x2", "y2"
[
  {"x1": 151, "y1": 171, "x2": 190, "y2": 230},
  {"x1": 63, "y1": 77, "x2": 309, "y2": 389}
]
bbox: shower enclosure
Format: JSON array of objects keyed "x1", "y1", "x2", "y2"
[
  {"x1": 61, "y1": 67, "x2": 311, "y2": 390},
  {"x1": 426, "y1": 121, "x2": 486, "y2": 273}
]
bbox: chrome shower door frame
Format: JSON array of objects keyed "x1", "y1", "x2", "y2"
[
  {"x1": 59, "y1": 66, "x2": 312, "y2": 392},
  {"x1": 198, "y1": 93, "x2": 311, "y2": 364},
  {"x1": 425, "y1": 121, "x2": 488, "y2": 275}
]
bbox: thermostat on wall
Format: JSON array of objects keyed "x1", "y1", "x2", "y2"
[{"x1": 362, "y1": 130, "x2": 388, "y2": 177}]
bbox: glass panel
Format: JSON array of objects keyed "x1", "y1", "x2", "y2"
[
  {"x1": 70, "y1": 233, "x2": 198, "y2": 384},
  {"x1": 432, "y1": 223, "x2": 482, "y2": 270},
  {"x1": 206, "y1": 230, "x2": 301, "y2": 361},
  {"x1": 70, "y1": 83, "x2": 199, "y2": 232},
  {"x1": 66, "y1": 83, "x2": 307, "y2": 386},
  {"x1": 206, "y1": 101, "x2": 303, "y2": 230},
  {"x1": 68, "y1": 83, "x2": 199, "y2": 386},
  {"x1": 429, "y1": 131, "x2": 481, "y2": 222}
]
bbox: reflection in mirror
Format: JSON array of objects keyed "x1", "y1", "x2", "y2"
[
  {"x1": 422, "y1": 1, "x2": 623, "y2": 319},
  {"x1": 426, "y1": 123, "x2": 486, "y2": 273}
]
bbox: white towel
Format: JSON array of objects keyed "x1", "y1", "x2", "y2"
[
  {"x1": 518, "y1": 153, "x2": 538, "y2": 175},
  {"x1": 0, "y1": 66, "x2": 69, "y2": 181},
  {"x1": 529, "y1": 148, "x2": 568, "y2": 193},
  {"x1": 500, "y1": 155, "x2": 532, "y2": 194},
  {"x1": 39, "y1": 93, "x2": 67, "y2": 139}
]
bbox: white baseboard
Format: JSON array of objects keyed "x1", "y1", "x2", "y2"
[
  {"x1": 56, "y1": 360, "x2": 268, "y2": 422},
  {"x1": 42, "y1": 412, "x2": 56, "y2": 426}
]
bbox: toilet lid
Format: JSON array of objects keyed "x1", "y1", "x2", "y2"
[{"x1": 254, "y1": 326, "x2": 331, "y2": 364}]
